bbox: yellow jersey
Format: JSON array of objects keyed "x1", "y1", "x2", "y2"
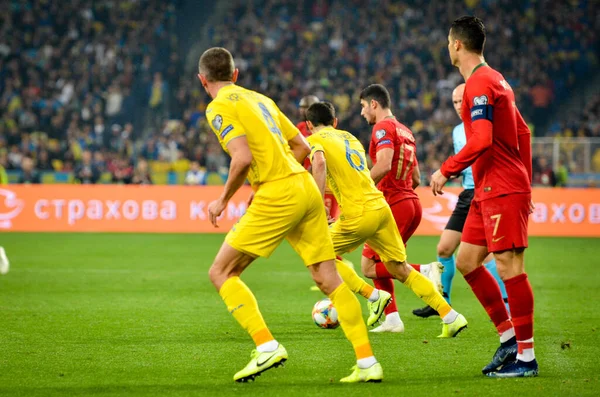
[
  {"x1": 308, "y1": 126, "x2": 385, "y2": 219},
  {"x1": 206, "y1": 84, "x2": 305, "y2": 188}
]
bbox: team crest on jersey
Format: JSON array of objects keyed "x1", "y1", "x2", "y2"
[
  {"x1": 473, "y1": 95, "x2": 488, "y2": 105},
  {"x1": 228, "y1": 93, "x2": 240, "y2": 101},
  {"x1": 212, "y1": 115, "x2": 223, "y2": 131},
  {"x1": 375, "y1": 129, "x2": 386, "y2": 139}
]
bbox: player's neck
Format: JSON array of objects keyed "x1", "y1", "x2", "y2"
[
  {"x1": 311, "y1": 125, "x2": 332, "y2": 134},
  {"x1": 209, "y1": 81, "x2": 235, "y2": 98},
  {"x1": 375, "y1": 109, "x2": 394, "y2": 123},
  {"x1": 459, "y1": 54, "x2": 486, "y2": 81}
]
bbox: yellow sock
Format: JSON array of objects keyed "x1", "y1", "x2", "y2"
[
  {"x1": 335, "y1": 259, "x2": 374, "y2": 299},
  {"x1": 403, "y1": 269, "x2": 452, "y2": 318},
  {"x1": 219, "y1": 276, "x2": 274, "y2": 346},
  {"x1": 329, "y1": 282, "x2": 373, "y2": 360}
]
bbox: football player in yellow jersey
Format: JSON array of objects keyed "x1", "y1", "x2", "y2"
[
  {"x1": 305, "y1": 102, "x2": 468, "y2": 341},
  {"x1": 198, "y1": 48, "x2": 383, "y2": 383}
]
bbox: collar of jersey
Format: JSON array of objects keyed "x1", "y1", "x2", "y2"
[
  {"x1": 216, "y1": 83, "x2": 237, "y2": 98},
  {"x1": 471, "y1": 62, "x2": 487, "y2": 75}
]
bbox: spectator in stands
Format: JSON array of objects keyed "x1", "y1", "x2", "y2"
[
  {"x1": 74, "y1": 150, "x2": 100, "y2": 185},
  {"x1": 533, "y1": 157, "x2": 557, "y2": 187},
  {"x1": 36, "y1": 150, "x2": 54, "y2": 171},
  {"x1": 184, "y1": 161, "x2": 206, "y2": 185},
  {"x1": 18, "y1": 157, "x2": 40, "y2": 184},
  {"x1": 110, "y1": 157, "x2": 133, "y2": 185},
  {"x1": 132, "y1": 159, "x2": 153, "y2": 185}
]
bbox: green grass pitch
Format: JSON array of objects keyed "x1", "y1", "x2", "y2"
[{"x1": 0, "y1": 233, "x2": 599, "y2": 396}]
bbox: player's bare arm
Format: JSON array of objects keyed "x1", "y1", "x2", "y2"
[
  {"x1": 412, "y1": 165, "x2": 421, "y2": 189},
  {"x1": 208, "y1": 136, "x2": 253, "y2": 227},
  {"x1": 288, "y1": 133, "x2": 311, "y2": 163},
  {"x1": 515, "y1": 107, "x2": 535, "y2": 213},
  {"x1": 311, "y1": 150, "x2": 327, "y2": 199},
  {"x1": 370, "y1": 147, "x2": 394, "y2": 185}
]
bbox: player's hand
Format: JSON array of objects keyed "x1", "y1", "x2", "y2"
[
  {"x1": 430, "y1": 169, "x2": 448, "y2": 196},
  {"x1": 529, "y1": 199, "x2": 535, "y2": 214},
  {"x1": 208, "y1": 198, "x2": 227, "y2": 227},
  {"x1": 324, "y1": 206, "x2": 335, "y2": 224}
]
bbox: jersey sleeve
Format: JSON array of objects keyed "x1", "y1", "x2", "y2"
[
  {"x1": 307, "y1": 135, "x2": 324, "y2": 162},
  {"x1": 371, "y1": 123, "x2": 394, "y2": 152},
  {"x1": 516, "y1": 106, "x2": 532, "y2": 183},
  {"x1": 441, "y1": 77, "x2": 494, "y2": 177},
  {"x1": 206, "y1": 101, "x2": 246, "y2": 148}
]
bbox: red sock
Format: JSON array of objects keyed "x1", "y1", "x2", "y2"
[
  {"x1": 504, "y1": 273, "x2": 534, "y2": 353},
  {"x1": 373, "y1": 277, "x2": 397, "y2": 314},
  {"x1": 464, "y1": 266, "x2": 511, "y2": 330},
  {"x1": 410, "y1": 264, "x2": 421, "y2": 272},
  {"x1": 375, "y1": 261, "x2": 393, "y2": 278}
]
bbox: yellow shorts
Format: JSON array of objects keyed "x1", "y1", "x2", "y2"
[
  {"x1": 226, "y1": 172, "x2": 335, "y2": 266},
  {"x1": 329, "y1": 204, "x2": 407, "y2": 263}
]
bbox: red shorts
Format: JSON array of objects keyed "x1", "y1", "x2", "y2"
[
  {"x1": 362, "y1": 198, "x2": 422, "y2": 261},
  {"x1": 324, "y1": 193, "x2": 340, "y2": 220},
  {"x1": 462, "y1": 193, "x2": 530, "y2": 253}
]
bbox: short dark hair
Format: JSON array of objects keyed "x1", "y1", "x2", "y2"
[
  {"x1": 306, "y1": 102, "x2": 336, "y2": 127},
  {"x1": 359, "y1": 84, "x2": 391, "y2": 109},
  {"x1": 198, "y1": 47, "x2": 235, "y2": 82},
  {"x1": 450, "y1": 16, "x2": 486, "y2": 54}
]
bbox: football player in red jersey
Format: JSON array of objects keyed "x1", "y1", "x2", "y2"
[
  {"x1": 296, "y1": 95, "x2": 320, "y2": 138},
  {"x1": 431, "y1": 16, "x2": 537, "y2": 377},
  {"x1": 359, "y1": 84, "x2": 448, "y2": 335}
]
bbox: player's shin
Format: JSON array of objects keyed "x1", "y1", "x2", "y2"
[
  {"x1": 219, "y1": 276, "x2": 277, "y2": 351},
  {"x1": 464, "y1": 266, "x2": 512, "y2": 333},
  {"x1": 335, "y1": 258, "x2": 374, "y2": 299},
  {"x1": 504, "y1": 273, "x2": 535, "y2": 362},
  {"x1": 402, "y1": 267, "x2": 457, "y2": 323},
  {"x1": 438, "y1": 255, "x2": 456, "y2": 304},
  {"x1": 484, "y1": 259, "x2": 508, "y2": 303},
  {"x1": 329, "y1": 283, "x2": 377, "y2": 368}
]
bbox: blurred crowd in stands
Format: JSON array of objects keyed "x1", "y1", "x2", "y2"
[{"x1": 0, "y1": 0, "x2": 598, "y2": 186}]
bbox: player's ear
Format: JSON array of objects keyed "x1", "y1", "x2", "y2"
[
  {"x1": 333, "y1": 118, "x2": 338, "y2": 128},
  {"x1": 198, "y1": 74, "x2": 208, "y2": 87},
  {"x1": 232, "y1": 68, "x2": 239, "y2": 83},
  {"x1": 306, "y1": 120, "x2": 314, "y2": 132},
  {"x1": 371, "y1": 99, "x2": 378, "y2": 110}
]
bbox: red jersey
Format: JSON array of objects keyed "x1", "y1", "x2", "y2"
[
  {"x1": 369, "y1": 118, "x2": 419, "y2": 205},
  {"x1": 296, "y1": 121, "x2": 311, "y2": 138},
  {"x1": 296, "y1": 121, "x2": 312, "y2": 169},
  {"x1": 441, "y1": 64, "x2": 532, "y2": 202}
]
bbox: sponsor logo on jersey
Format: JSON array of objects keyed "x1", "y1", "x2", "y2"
[
  {"x1": 212, "y1": 115, "x2": 223, "y2": 131},
  {"x1": 473, "y1": 95, "x2": 488, "y2": 105},
  {"x1": 375, "y1": 129, "x2": 386, "y2": 139},
  {"x1": 471, "y1": 108, "x2": 484, "y2": 118}
]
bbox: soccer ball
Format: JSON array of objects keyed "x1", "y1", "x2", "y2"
[{"x1": 312, "y1": 298, "x2": 339, "y2": 329}]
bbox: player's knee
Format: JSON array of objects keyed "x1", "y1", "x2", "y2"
[
  {"x1": 207, "y1": 264, "x2": 224, "y2": 288},
  {"x1": 385, "y1": 261, "x2": 411, "y2": 282},
  {"x1": 360, "y1": 257, "x2": 376, "y2": 279},
  {"x1": 437, "y1": 242, "x2": 454, "y2": 258},
  {"x1": 455, "y1": 256, "x2": 478, "y2": 276}
]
